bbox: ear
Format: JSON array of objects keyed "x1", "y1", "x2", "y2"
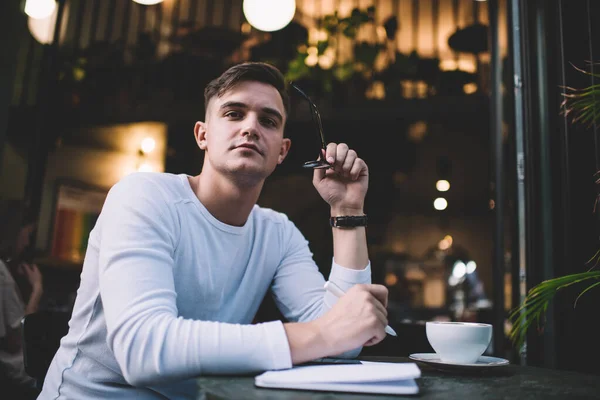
[
  {"x1": 277, "y1": 138, "x2": 292, "y2": 164},
  {"x1": 194, "y1": 121, "x2": 207, "y2": 150}
]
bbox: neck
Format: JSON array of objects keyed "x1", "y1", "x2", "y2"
[{"x1": 189, "y1": 170, "x2": 264, "y2": 227}]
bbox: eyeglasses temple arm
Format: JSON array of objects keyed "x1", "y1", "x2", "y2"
[{"x1": 290, "y1": 81, "x2": 328, "y2": 152}]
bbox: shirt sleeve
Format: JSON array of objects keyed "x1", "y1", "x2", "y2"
[
  {"x1": 270, "y1": 221, "x2": 371, "y2": 358},
  {"x1": 98, "y1": 174, "x2": 291, "y2": 387},
  {"x1": 0, "y1": 263, "x2": 25, "y2": 338}
]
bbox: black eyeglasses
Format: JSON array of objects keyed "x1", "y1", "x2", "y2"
[{"x1": 290, "y1": 82, "x2": 332, "y2": 169}]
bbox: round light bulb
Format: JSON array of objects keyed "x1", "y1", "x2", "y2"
[
  {"x1": 25, "y1": 0, "x2": 56, "y2": 20},
  {"x1": 140, "y1": 137, "x2": 156, "y2": 154},
  {"x1": 132, "y1": 0, "x2": 164, "y2": 5},
  {"x1": 28, "y1": 7, "x2": 59, "y2": 44},
  {"x1": 243, "y1": 0, "x2": 296, "y2": 32},
  {"x1": 433, "y1": 197, "x2": 448, "y2": 210},
  {"x1": 436, "y1": 179, "x2": 450, "y2": 192}
]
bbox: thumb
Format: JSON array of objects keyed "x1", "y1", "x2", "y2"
[
  {"x1": 312, "y1": 150, "x2": 327, "y2": 184},
  {"x1": 313, "y1": 167, "x2": 326, "y2": 185}
]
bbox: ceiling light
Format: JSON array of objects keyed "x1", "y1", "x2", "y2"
[
  {"x1": 243, "y1": 0, "x2": 296, "y2": 32},
  {"x1": 132, "y1": 0, "x2": 164, "y2": 5},
  {"x1": 436, "y1": 180, "x2": 450, "y2": 192},
  {"x1": 433, "y1": 197, "x2": 448, "y2": 210},
  {"x1": 140, "y1": 137, "x2": 156, "y2": 154},
  {"x1": 24, "y1": 0, "x2": 56, "y2": 20}
]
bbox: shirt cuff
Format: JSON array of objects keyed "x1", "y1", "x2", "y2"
[{"x1": 262, "y1": 320, "x2": 292, "y2": 370}]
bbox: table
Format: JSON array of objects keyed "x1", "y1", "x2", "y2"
[{"x1": 195, "y1": 356, "x2": 600, "y2": 399}]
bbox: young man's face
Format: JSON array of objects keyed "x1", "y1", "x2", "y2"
[{"x1": 195, "y1": 81, "x2": 291, "y2": 185}]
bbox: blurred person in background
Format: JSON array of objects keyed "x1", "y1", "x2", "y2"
[{"x1": 0, "y1": 200, "x2": 43, "y2": 399}]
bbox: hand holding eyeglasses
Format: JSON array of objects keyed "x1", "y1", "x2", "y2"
[
  {"x1": 312, "y1": 142, "x2": 369, "y2": 214},
  {"x1": 289, "y1": 82, "x2": 368, "y2": 212}
]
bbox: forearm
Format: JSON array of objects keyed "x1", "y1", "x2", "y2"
[
  {"x1": 24, "y1": 286, "x2": 43, "y2": 315},
  {"x1": 283, "y1": 321, "x2": 331, "y2": 365},
  {"x1": 330, "y1": 206, "x2": 368, "y2": 269},
  {"x1": 109, "y1": 313, "x2": 292, "y2": 385}
]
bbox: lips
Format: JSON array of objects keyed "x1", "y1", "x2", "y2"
[{"x1": 235, "y1": 143, "x2": 262, "y2": 154}]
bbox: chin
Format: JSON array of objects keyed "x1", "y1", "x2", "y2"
[{"x1": 225, "y1": 162, "x2": 267, "y2": 184}]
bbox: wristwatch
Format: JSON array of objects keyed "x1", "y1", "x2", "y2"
[{"x1": 329, "y1": 215, "x2": 368, "y2": 228}]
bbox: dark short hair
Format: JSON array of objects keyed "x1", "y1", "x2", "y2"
[
  {"x1": 204, "y1": 62, "x2": 289, "y2": 116},
  {"x1": 0, "y1": 199, "x2": 31, "y2": 259}
]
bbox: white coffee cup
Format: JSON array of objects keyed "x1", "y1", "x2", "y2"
[{"x1": 426, "y1": 321, "x2": 492, "y2": 364}]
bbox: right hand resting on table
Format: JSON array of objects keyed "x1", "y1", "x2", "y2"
[{"x1": 315, "y1": 283, "x2": 389, "y2": 354}]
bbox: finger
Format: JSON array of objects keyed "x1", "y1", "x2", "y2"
[
  {"x1": 334, "y1": 143, "x2": 349, "y2": 171},
  {"x1": 372, "y1": 305, "x2": 388, "y2": 327},
  {"x1": 369, "y1": 330, "x2": 386, "y2": 346},
  {"x1": 361, "y1": 284, "x2": 389, "y2": 308},
  {"x1": 311, "y1": 149, "x2": 327, "y2": 184},
  {"x1": 364, "y1": 317, "x2": 387, "y2": 347},
  {"x1": 313, "y1": 166, "x2": 326, "y2": 185},
  {"x1": 325, "y1": 143, "x2": 337, "y2": 165},
  {"x1": 342, "y1": 150, "x2": 357, "y2": 176},
  {"x1": 370, "y1": 296, "x2": 388, "y2": 318},
  {"x1": 349, "y1": 158, "x2": 368, "y2": 181},
  {"x1": 364, "y1": 325, "x2": 387, "y2": 347}
]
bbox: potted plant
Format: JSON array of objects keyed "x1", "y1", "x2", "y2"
[{"x1": 509, "y1": 62, "x2": 600, "y2": 351}]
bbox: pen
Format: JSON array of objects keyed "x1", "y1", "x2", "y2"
[{"x1": 324, "y1": 281, "x2": 398, "y2": 337}]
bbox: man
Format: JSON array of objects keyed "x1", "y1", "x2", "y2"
[{"x1": 39, "y1": 62, "x2": 388, "y2": 399}]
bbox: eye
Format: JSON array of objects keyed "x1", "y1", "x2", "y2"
[
  {"x1": 261, "y1": 117, "x2": 278, "y2": 128},
  {"x1": 224, "y1": 110, "x2": 242, "y2": 119}
]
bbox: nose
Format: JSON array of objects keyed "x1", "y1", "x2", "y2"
[{"x1": 241, "y1": 114, "x2": 260, "y2": 139}]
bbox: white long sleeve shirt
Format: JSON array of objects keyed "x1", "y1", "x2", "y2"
[{"x1": 39, "y1": 172, "x2": 371, "y2": 399}]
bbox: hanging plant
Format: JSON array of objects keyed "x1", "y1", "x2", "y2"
[
  {"x1": 284, "y1": 6, "x2": 377, "y2": 94},
  {"x1": 561, "y1": 62, "x2": 600, "y2": 127},
  {"x1": 509, "y1": 61, "x2": 600, "y2": 351}
]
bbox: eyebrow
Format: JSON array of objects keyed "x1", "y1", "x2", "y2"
[{"x1": 219, "y1": 101, "x2": 284, "y2": 123}]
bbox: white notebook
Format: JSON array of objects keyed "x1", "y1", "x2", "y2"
[{"x1": 255, "y1": 361, "x2": 421, "y2": 395}]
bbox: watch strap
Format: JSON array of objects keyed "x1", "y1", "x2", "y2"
[{"x1": 330, "y1": 215, "x2": 368, "y2": 228}]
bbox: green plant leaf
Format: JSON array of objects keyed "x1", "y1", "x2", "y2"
[
  {"x1": 574, "y1": 280, "x2": 600, "y2": 307},
  {"x1": 561, "y1": 63, "x2": 600, "y2": 127},
  {"x1": 509, "y1": 270, "x2": 600, "y2": 350}
]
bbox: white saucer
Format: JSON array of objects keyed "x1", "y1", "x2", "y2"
[{"x1": 409, "y1": 353, "x2": 509, "y2": 371}]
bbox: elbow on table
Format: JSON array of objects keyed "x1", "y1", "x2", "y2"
[
  {"x1": 115, "y1": 348, "x2": 175, "y2": 387},
  {"x1": 108, "y1": 331, "x2": 172, "y2": 387},
  {"x1": 111, "y1": 346, "x2": 159, "y2": 387},
  {"x1": 107, "y1": 310, "x2": 183, "y2": 386},
  {"x1": 121, "y1": 368, "x2": 158, "y2": 388}
]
